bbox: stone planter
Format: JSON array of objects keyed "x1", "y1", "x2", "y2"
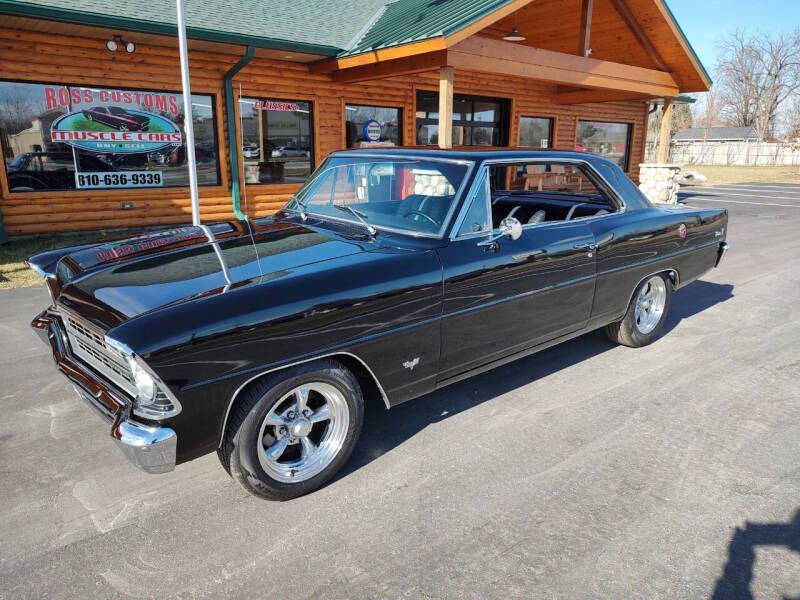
[{"x1": 638, "y1": 163, "x2": 681, "y2": 204}]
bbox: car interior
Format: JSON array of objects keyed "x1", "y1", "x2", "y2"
[{"x1": 487, "y1": 162, "x2": 618, "y2": 228}]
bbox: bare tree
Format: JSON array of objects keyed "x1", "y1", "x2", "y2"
[{"x1": 715, "y1": 28, "x2": 800, "y2": 139}]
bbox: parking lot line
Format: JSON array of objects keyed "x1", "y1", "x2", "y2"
[{"x1": 682, "y1": 197, "x2": 800, "y2": 208}]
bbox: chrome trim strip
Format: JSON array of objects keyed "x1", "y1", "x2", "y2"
[{"x1": 217, "y1": 350, "x2": 391, "y2": 448}]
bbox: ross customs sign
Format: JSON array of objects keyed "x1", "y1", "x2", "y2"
[{"x1": 46, "y1": 86, "x2": 182, "y2": 154}]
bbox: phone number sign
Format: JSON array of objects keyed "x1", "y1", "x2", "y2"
[{"x1": 75, "y1": 171, "x2": 164, "y2": 189}]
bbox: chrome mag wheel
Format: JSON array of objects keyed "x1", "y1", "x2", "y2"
[
  {"x1": 256, "y1": 382, "x2": 349, "y2": 483},
  {"x1": 634, "y1": 276, "x2": 667, "y2": 334}
]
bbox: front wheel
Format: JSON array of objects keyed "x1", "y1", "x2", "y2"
[
  {"x1": 219, "y1": 359, "x2": 363, "y2": 500},
  {"x1": 605, "y1": 274, "x2": 671, "y2": 347}
]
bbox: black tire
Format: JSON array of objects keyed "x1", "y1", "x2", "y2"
[
  {"x1": 218, "y1": 359, "x2": 363, "y2": 500},
  {"x1": 605, "y1": 273, "x2": 672, "y2": 348}
]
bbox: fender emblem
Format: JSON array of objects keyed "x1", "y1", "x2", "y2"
[
  {"x1": 678, "y1": 223, "x2": 687, "y2": 238},
  {"x1": 403, "y1": 357, "x2": 420, "y2": 371}
]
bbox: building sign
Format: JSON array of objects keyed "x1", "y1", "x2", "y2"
[
  {"x1": 76, "y1": 170, "x2": 163, "y2": 189},
  {"x1": 0, "y1": 79, "x2": 221, "y2": 192},
  {"x1": 253, "y1": 100, "x2": 300, "y2": 112},
  {"x1": 363, "y1": 119, "x2": 382, "y2": 142}
]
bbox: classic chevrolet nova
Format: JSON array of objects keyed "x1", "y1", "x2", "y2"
[{"x1": 28, "y1": 150, "x2": 729, "y2": 500}]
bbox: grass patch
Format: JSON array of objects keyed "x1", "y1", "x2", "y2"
[
  {"x1": 682, "y1": 165, "x2": 800, "y2": 185},
  {"x1": 0, "y1": 227, "x2": 165, "y2": 290}
]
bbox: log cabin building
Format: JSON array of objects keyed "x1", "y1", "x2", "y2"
[{"x1": 0, "y1": 0, "x2": 710, "y2": 236}]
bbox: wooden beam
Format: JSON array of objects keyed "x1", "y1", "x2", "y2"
[
  {"x1": 657, "y1": 98, "x2": 673, "y2": 162},
  {"x1": 554, "y1": 88, "x2": 652, "y2": 104},
  {"x1": 438, "y1": 66, "x2": 454, "y2": 149},
  {"x1": 578, "y1": 0, "x2": 593, "y2": 57},
  {"x1": 608, "y1": 0, "x2": 671, "y2": 73},
  {"x1": 448, "y1": 37, "x2": 679, "y2": 97},
  {"x1": 310, "y1": 39, "x2": 447, "y2": 74},
  {"x1": 329, "y1": 50, "x2": 447, "y2": 83}
]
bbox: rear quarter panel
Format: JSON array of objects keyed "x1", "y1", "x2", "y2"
[{"x1": 587, "y1": 205, "x2": 727, "y2": 325}]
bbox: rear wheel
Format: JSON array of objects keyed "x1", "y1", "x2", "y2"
[
  {"x1": 605, "y1": 274, "x2": 671, "y2": 347},
  {"x1": 219, "y1": 359, "x2": 363, "y2": 500}
]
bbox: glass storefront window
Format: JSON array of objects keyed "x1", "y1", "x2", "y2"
[
  {"x1": 576, "y1": 120, "x2": 632, "y2": 169},
  {"x1": 415, "y1": 91, "x2": 509, "y2": 146},
  {"x1": 519, "y1": 116, "x2": 553, "y2": 148},
  {"x1": 239, "y1": 97, "x2": 313, "y2": 185},
  {"x1": 345, "y1": 104, "x2": 401, "y2": 148},
  {"x1": 0, "y1": 80, "x2": 220, "y2": 192}
]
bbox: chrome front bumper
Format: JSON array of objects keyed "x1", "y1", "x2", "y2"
[
  {"x1": 32, "y1": 310, "x2": 176, "y2": 474},
  {"x1": 715, "y1": 241, "x2": 730, "y2": 267}
]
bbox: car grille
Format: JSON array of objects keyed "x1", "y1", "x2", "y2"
[{"x1": 60, "y1": 309, "x2": 138, "y2": 398}]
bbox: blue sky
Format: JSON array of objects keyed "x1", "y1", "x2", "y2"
[{"x1": 666, "y1": 0, "x2": 800, "y2": 73}]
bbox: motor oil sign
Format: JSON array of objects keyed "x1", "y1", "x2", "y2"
[{"x1": 46, "y1": 86, "x2": 183, "y2": 154}]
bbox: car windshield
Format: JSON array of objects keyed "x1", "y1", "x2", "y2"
[{"x1": 285, "y1": 156, "x2": 470, "y2": 236}]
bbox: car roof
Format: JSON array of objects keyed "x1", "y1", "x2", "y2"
[{"x1": 329, "y1": 147, "x2": 616, "y2": 167}]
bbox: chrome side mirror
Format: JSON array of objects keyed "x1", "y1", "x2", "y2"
[{"x1": 477, "y1": 216, "x2": 523, "y2": 247}]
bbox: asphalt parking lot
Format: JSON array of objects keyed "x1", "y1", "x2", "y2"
[{"x1": 1, "y1": 182, "x2": 798, "y2": 599}]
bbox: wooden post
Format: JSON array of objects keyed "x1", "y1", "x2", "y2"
[
  {"x1": 657, "y1": 98, "x2": 673, "y2": 163},
  {"x1": 438, "y1": 66, "x2": 454, "y2": 149},
  {"x1": 579, "y1": 0, "x2": 593, "y2": 57}
]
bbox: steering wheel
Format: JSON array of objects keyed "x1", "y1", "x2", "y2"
[{"x1": 403, "y1": 210, "x2": 439, "y2": 226}]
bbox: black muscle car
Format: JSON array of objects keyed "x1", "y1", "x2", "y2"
[
  {"x1": 27, "y1": 150, "x2": 729, "y2": 500},
  {"x1": 82, "y1": 106, "x2": 150, "y2": 131}
]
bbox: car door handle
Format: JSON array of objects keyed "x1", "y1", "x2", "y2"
[{"x1": 573, "y1": 242, "x2": 597, "y2": 250}]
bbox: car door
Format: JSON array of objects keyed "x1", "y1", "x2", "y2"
[{"x1": 437, "y1": 166, "x2": 596, "y2": 382}]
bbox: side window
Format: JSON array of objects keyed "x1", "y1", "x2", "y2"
[
  {"x1": 487, "y1": 161, "x2": 618, "y2": 227},
  {"x1": 458, "y1": 173, "x2": 490, "y2": 235}
]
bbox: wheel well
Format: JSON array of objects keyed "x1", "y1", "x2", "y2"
[{"x1": 218, "y1": 353, "x2": 388, "y2": 448}]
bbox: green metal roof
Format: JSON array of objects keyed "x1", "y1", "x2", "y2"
[
  {"x1": 0, "y1": 0, "x2": 711, "y2": 88},
  {"x1": 342, "y1": 0, "x2": 520, "y2": 56},
  {"x1": 0, "y1": 0, "x2": 387, "y2": 55}
]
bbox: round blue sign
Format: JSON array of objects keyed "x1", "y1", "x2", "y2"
[{"x1": 362, "y1": 119, "x2": 382, "y2": 142}]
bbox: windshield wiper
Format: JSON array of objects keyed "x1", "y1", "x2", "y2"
[{"x1": 333, "y1": 204, "x2": 377, "y2": 237}]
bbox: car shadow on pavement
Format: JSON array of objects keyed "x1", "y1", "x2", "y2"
[
  {"x1": 711, "y1": 509, "x2": 800, "y2": 599},
  {"x1": 336, "y1": 279, "x2": 734, "y2": 483},
  {"x1": 662, "y1": 280, "x2": 734, "y2": 335}
]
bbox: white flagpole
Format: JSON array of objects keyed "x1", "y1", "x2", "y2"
[{"x1": 175, "y1": 0, "x2": 200, "y2": 226}]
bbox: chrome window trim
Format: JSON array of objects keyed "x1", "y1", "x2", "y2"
[
  {"x1": 218, "y1": 351, "x2": 391, "y2": 447},
  {"x1": 448, "y1": 157, "x2": 628, "y2": 241},
  {"x1": 452, "y1": 166, "x2": 492, "y2": 239},
  {"x1": 287, "y1": 153, "x2": 476, "y2": 239}
]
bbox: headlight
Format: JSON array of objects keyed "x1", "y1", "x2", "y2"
[
  {"x1": 129, "y1": 359, "x2": 156, "y2": 401},
  {"x1": 125, "y1": 355, "x2": 181, "y2": 419}
]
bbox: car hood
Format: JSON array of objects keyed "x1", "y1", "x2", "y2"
[{"x1": 50, "y1": 220, "x2": 366, "y2": 328}]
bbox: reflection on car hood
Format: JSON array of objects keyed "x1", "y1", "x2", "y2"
[{"x1": 55, "y1": 220, "x2": 366, "y2": 328}]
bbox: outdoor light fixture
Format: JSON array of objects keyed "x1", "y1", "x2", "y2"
[
  {"x1": 106, "y1": 35, "x2": 136, "y2": 53},
  {"x1": 503, "y1": 27, "x2": 526, "y2": 41},
  {"x1": 503, "y1": 12, "x2": 526, "y2": 42}
]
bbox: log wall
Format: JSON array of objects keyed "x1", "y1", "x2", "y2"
[{"x1": 0, "y1": 26, "x2": 649, "y2": 235}]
